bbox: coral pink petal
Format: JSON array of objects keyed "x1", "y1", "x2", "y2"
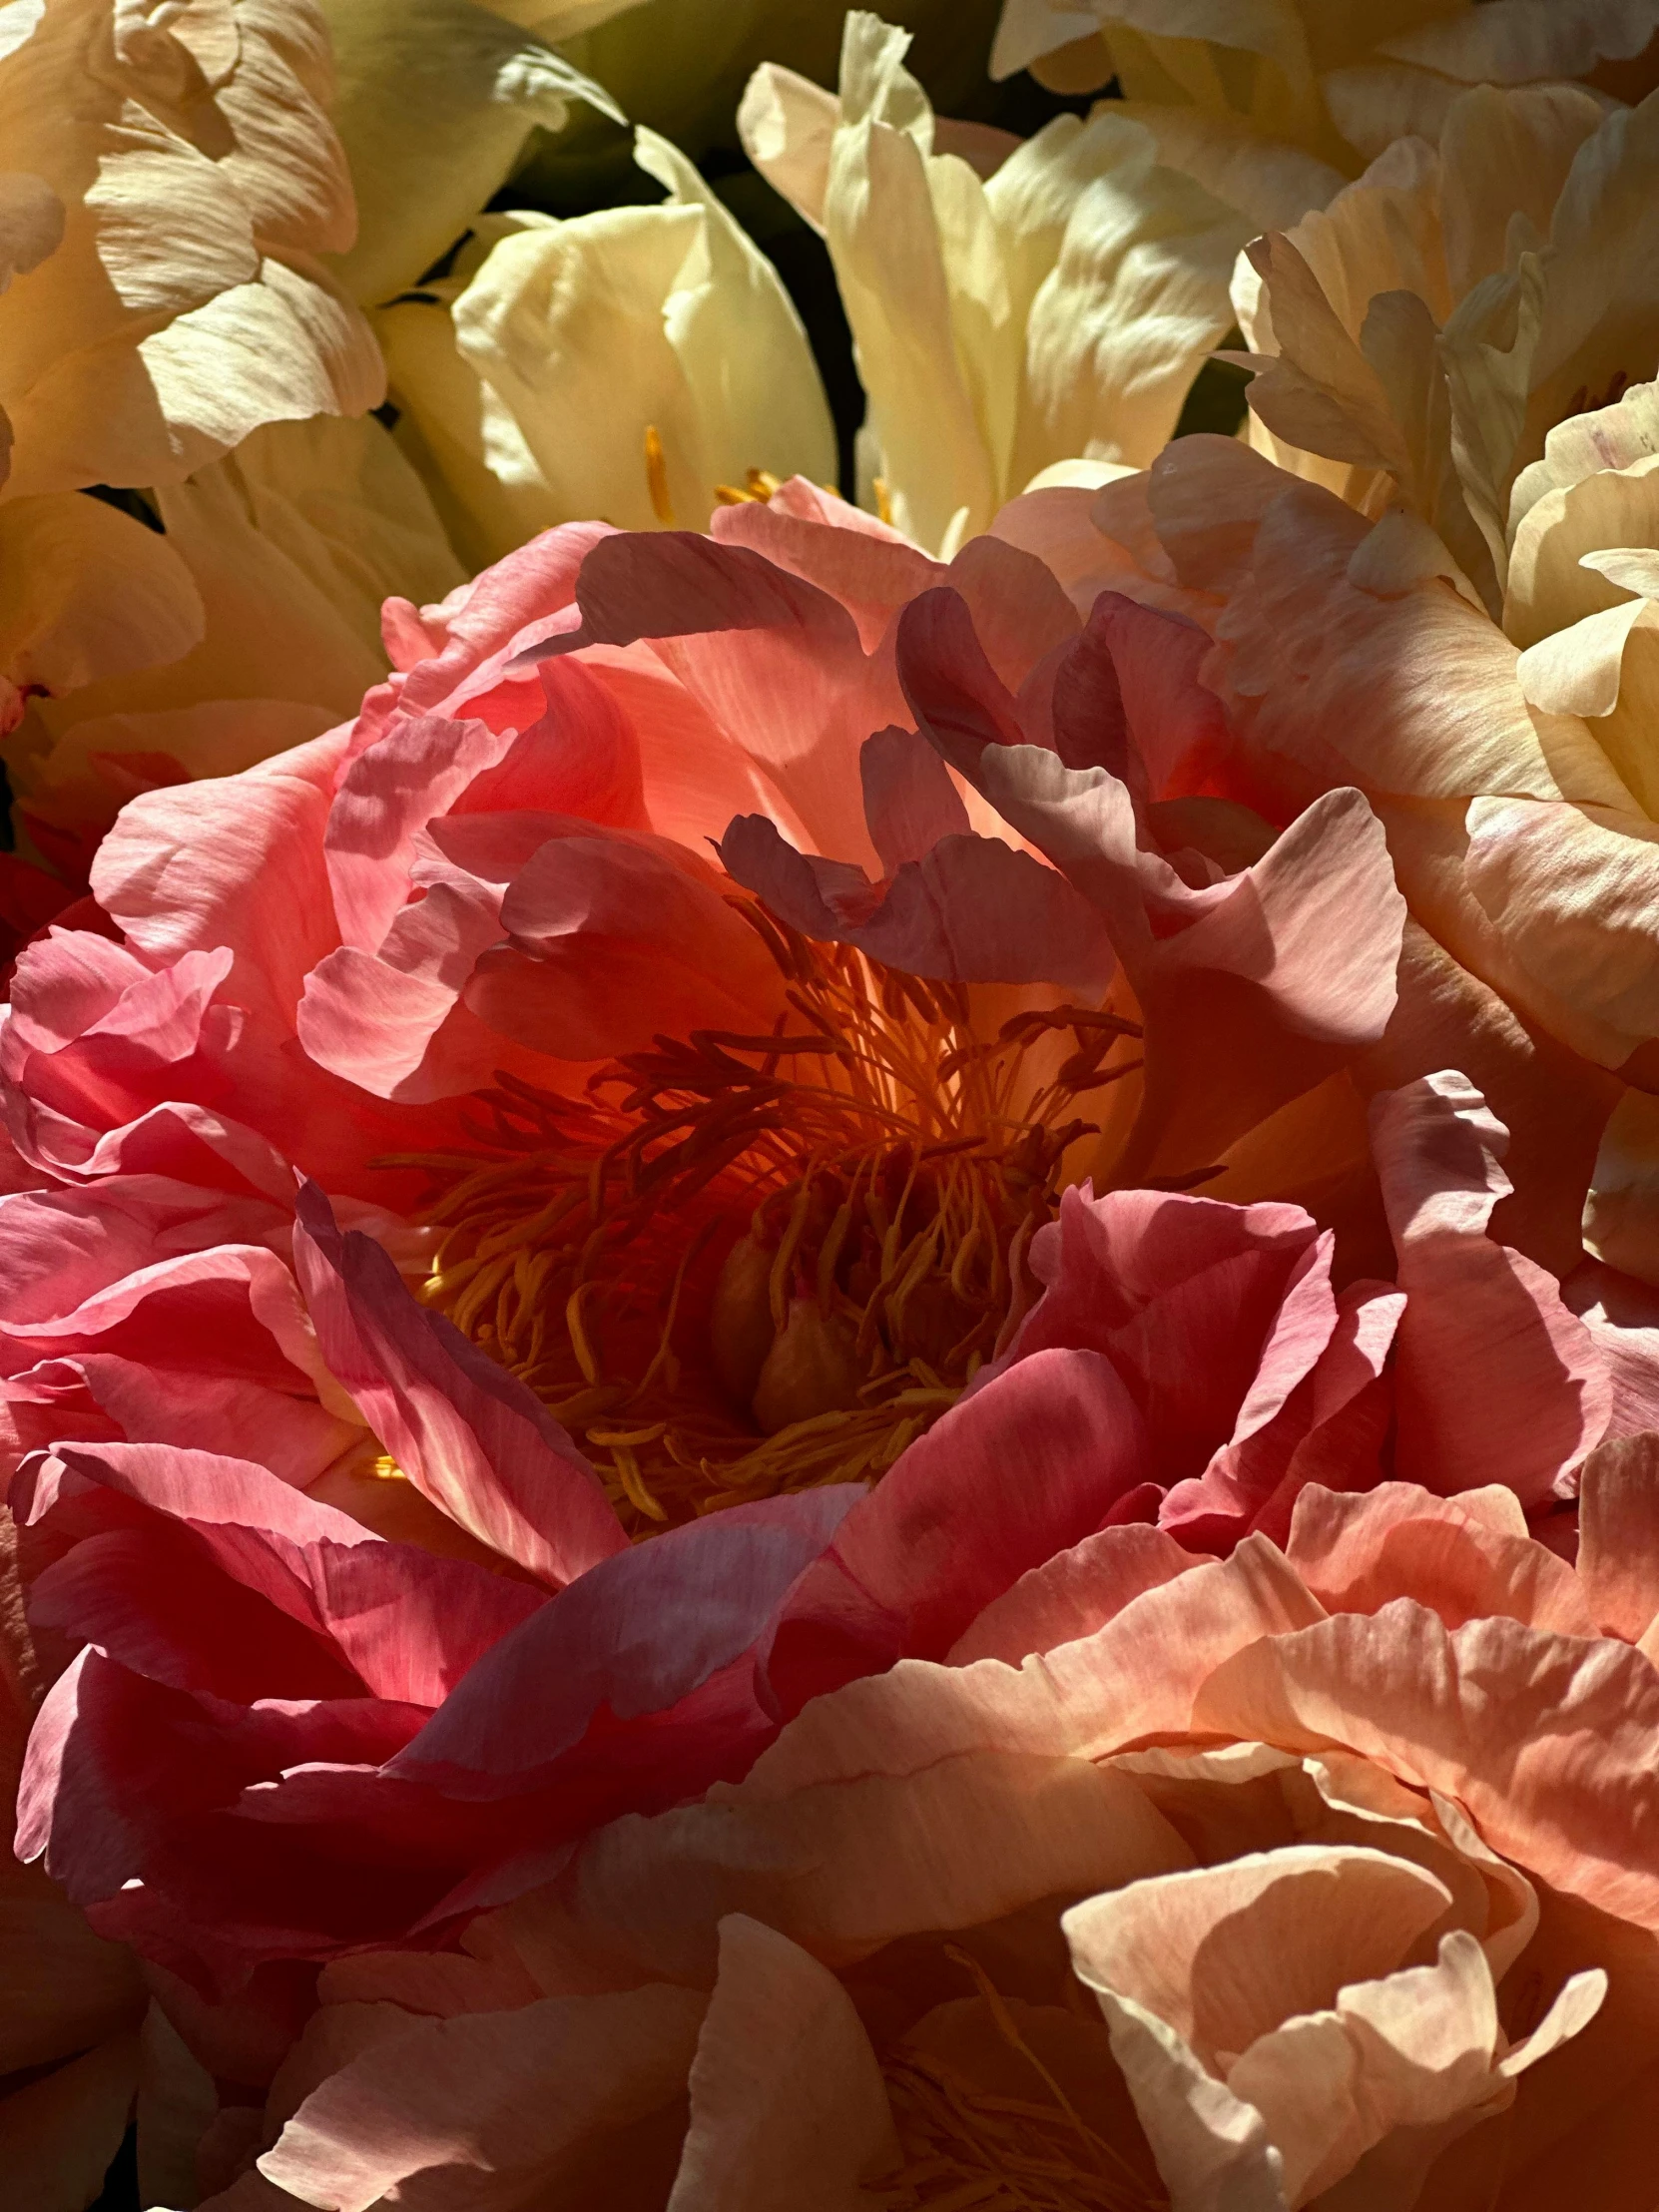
[
  {"x1": 768, "y1": 1347, "x2": 1155, "y2": 1710},
  {"x1": 1371, "y1": 1072, "x2": 1610, "y2": 1503},
  {"x1": 293, "y1": 1183, "x2": 624, "y2": 1587}
]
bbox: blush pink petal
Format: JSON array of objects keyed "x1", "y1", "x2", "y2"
[
  {"x1": 895, "y1": 583, "x2": 1406, "y2": 1177},
  {"x1": 384, "y1": 1488, "x2": 861, "y2": 1802},
  {"x1": 90, "y1": 733, "x2": 347, "y2": 1030},
  {"x1": 766, "y1": 1346, "x2": 1154, "y2": 1712},
  {"x1": 1370, "y1": 1069, "x2": 1611, "y2": 1502},
  {"x1": 292, "y1": 1183, "x2": 624, "y2": 1589}
]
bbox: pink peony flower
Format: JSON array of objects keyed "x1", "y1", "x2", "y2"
[
  {"x1": 182, "y1": 1465, "x2": 1659, "y2": 2211},
  {"x1": 1, "y1": 482, "x2": 1403, "y2": 1530},
  {"x1": 11, "y1": 1071, "x2": 1659, "y2": 2082},
  {"x1": 10, "y1": 483, "x2": 1654, "y2": 2145}
]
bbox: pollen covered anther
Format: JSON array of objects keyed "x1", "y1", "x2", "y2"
[{"x1": 399, "y1": 911, "x2": 1138, "y2": 1533}]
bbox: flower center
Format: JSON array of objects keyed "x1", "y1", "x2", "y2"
[
  {"x1": 867, "y1": 1947, "x2": 1168, "y2": 2211},
  {"x1": 400, "y1": 906, "x2": 1136, "y2": 1532}
]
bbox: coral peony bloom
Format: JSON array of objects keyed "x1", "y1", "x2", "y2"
[
  {"x1": 0, "y1": 0, "x2": 381, "y2": 503},
  {"x1": 11, "y1": 1066, "x2": 1659, "y2": 2038},
  {"x1": 0, "y1": 487, "x2": 1404, "y2": 1523},
  {"x1": 739, "y1": 13, "x2": 1252, "y2": 553},
  {"x1": 183, "y1": 1467, "x2": 1659, "y2": 2211}
]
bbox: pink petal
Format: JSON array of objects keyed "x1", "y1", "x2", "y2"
[
  {"x1": 1370, "y1": 1072, "x2": 1610, "y2": 1503},
  {"x1": 293, "y1": 1184, "x2": 624, "y2": 1588}
]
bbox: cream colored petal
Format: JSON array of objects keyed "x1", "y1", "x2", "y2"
[
  {"x1": 1223, "y1": 2012, "x2": 1365, "y2": 2203},
  {"x1": 1462, "y1": 793, "x2": 1659, "y2": 1050},
  {"x1": 1380, "y1": 0, "x2": 1659, "y2": 82},
  {"x1": 549, "y1": 1748, "x2": 1194, "y2": 1989},
  {"x1": 989, "y1": 0, "x2": 1107, "y2": 80},
  {"x1": 738, "y1": 60, "x2": 838, "y2": 236},
  {"x1": 21, "y1": 416, "x2": 460, "y2": 757},
  {"x1": 381, "y1": 129, "x2": 832, "y2": 564},
  {"x1": 1584, "y1": 544, "x2": 1659, "y2": 597},
  {"x1": 1510, "y1": 371, "x2": 1659, "y2": 546},
  {"x1": 1082, "y1": 1985, "x2": 1286, "y2": 2212},
  {"x1": 1524, "y1": 95, "x2": 1659, "y2": 485},
  {"x1": 1114, "y1": 100, "x2": 1343, "y2": 229},
  {"x1": 819, "y1": 14, "x2": 1001, "y2": 552},
  {"x1": 1441, "y1": 253, "x2": 1548, "y2": 579},
  {"x1": 1008, "y1": 112, "x2": 1251, "y2": 479},
  {"x1": 665, "y1": 1917, "x2": 897, "y2": 2211},
  {"x1": 0, "y1": 0, "x2": 378, "y2": 498},
  {"x1": 0, "y1": 492, "x2": 203, "y2": 697},
  {"x1": 1585, "y1": 1084, "x2": 1659, "y2": 1282},
  {"x1": 1515, "y1": 598, "x2": 1655, "y2": 717},
  {"x1": 1321, "y1": 62, "x2": 1471, "y2": 166},
  {"x1": 1331, "y1": 1930, "x2": 1501, "y2": 2124},
  {"x1": 318, "y1": 0, "x2": 624, "y2": 304},
  {"x1": 1507, "y1": 450, "x2": 1659, "y2": 645},
  {"x1": 1438, "y1": 83, "x2": 1606, "y2": 308},
  {"x1": 1499, "y1": 1964, "x2": 1607, "y2": 2074}
]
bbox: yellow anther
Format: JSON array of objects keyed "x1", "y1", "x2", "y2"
[{"x1": 644, "y1": 422, "x2": 676, "y2": 527}]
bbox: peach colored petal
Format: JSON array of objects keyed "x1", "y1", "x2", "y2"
[
  {"x1": 1192, "y1": 1604, "x2": 1659, "y2": 1930},
  {"x1": 1370, "y1": 1071, "x2": 1610, "y2": 1503},
  {"x1": 947, "y1": 1522, "x2": 1210, "y2": 1667},
  {"x1": 551, "y1": 1748, "x2": 1194, "y2": 1989},
  {"x1": 1065, "y1": 1846, "x2": 1453, "y2": 2072},
  {"x1": 257, "y1": 1985, "x2": 705, "y2": 2212},
  {"x1": 1576, "y1": 1431, "x2": 1659, "y2": 1641},
  {"x1": 1284, "y1": 1481, "x2": 1598, "y2": 1636},
  {"x1": 665, "y1": 1916, "x2": 897, "y2": 2211},
  {"x1": 746, "y1": 1537, "x2": 1326, "y2": 1800}
]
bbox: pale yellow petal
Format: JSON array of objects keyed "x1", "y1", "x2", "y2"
[
  {"x1": 317, "y1": 0, "x2": 625, "y2": 304},
  {"x1": 0, "y1": 0, "x2": 378, "y2": 498},
  {"x1": 0, "y1": 492, "x2": 203, "y2": 698},
  {"x1": 737, "y1": 60, "x2": 838, "y2": 236},
  {"x1": 381, "y1": 129, "x2": 833, "y2": 565}
]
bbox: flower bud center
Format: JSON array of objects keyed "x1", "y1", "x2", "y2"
[{"x1": 402, "y1": 909, "x2": 1139, "y2": 1533}]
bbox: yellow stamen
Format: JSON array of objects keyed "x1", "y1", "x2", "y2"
[
  {"x1": 644, "y1": 422, "x2": 676, "y2": 526},
  {"x1": 713, "y1": 465, "x2": 786, "y2": 505},
  {"x1": 873, "y1": 474, "x2": 894, "y2": 527},
  {"x1": 390, "y1": 913, "x2": 1140, "y2": 1536}
]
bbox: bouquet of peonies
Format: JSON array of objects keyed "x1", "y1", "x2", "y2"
[{"x1": 8, "y1": 2, "x2": 1659, "y2": 2207}]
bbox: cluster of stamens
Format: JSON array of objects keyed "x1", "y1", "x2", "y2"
[
  {"x1": 867, "y1": 1947, "x2": 1168, "y2": 2211},
  {"x1": 397, "y1": 903, "x2": 1139, "y2": 1534}
]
